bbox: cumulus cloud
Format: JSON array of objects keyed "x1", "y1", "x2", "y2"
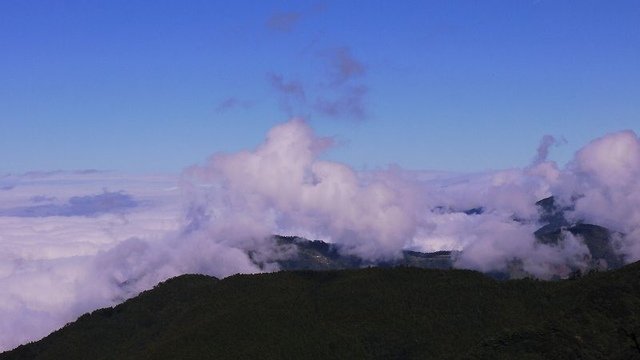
[
  {"x1": 553, "y1": 130, "x2": 640, "y2": 261},
  {"x1": 183, "y1": 118, "x2": 420, "y2": 260},
  {"x1": 573, "y1": 130, "x2": 640, "y2": 188},
  {"x1": 179, "y1": 119, "x2": 569, "y2": 274},
  {"x1": 179, "y1": 119, "x2": 640, "y2": 281}
]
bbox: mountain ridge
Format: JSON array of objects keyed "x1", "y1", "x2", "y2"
[
  {"x1": 3, "y1": 263, "x2": 640, "y2": 359},
  {"x1": 250, "y1": 196, "x2": 624, "y2": 279}
]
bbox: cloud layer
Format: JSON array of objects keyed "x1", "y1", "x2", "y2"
[{"x1": 2, "y1": 121, "x2": 640, "y2": 351}]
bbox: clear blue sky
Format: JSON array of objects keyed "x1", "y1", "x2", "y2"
[{"x1": 1, "y1": 0, "x2": 638, "y2": 173}]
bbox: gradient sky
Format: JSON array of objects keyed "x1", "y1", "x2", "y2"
[{"x1": 1, "y1": 0, "x2": 638, "y2": 173}]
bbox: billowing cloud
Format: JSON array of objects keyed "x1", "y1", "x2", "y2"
[
  {"x1": 183, "y1": 119, "x2": 422, "y2": 260},
  {"x1": 553, "y1": 130, "x2": 640, "y2": 261}
]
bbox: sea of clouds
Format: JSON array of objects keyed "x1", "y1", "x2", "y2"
[{"x1": 2, "y1": 119, "x2": 640, "y2": 351}]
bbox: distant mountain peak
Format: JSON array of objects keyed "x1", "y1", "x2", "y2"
[{"x1": 534, "y1": 195, "x2": 624, "y2": 272}]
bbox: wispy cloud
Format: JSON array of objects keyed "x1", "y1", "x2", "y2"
[
  {"x1": 324, "y1": 47, "x2": 366, "y2": 85},
  {"x1": 215, "y1": 97, "x2": 252, "y2": 113},
  {"x1": 268, "y1": 73, "x2": 306, "y2": 98},
  {"x1": 266, "y1": 11, "x2": 302, "y2": 32},
  {"x1": 531, "y1": 134, "x2": 566, "y2": 166},
  {"x1": 314, "y1": 85, "x2": 367, "y2": 120},
  {"x1": 266, "y1": 47, "x2": 369, "y2": 121},
  {"x1": 313, "y1": 47, "x2": 368, "y2": 120},
  {"x1": 268, "y1": 73, "x2": 307, "y2": 115}
]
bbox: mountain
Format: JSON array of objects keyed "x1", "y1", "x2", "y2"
[
  {"x1": 3, "y1": 264, "x2": 640, "y2": 359},
  {"x1": 246, "y1": 196, "x2": 624, "y2": 279},
  {"x1": 533, "y1": 196, "x2": 624, "y2": 271},
  {"x1": 251, "y1": 235, "x2": 454, "y2": 271}
]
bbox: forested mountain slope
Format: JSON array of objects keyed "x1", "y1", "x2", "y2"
[{"x1": 3, "y1": 262, "x2": 640, "y2": 359}]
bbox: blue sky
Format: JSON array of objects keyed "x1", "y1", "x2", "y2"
[{"x1": 1, "y1": 0, "x2": 638, "y2": 173}]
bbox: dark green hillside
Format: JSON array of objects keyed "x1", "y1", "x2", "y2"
[{"x1": 3, "y1": 264, "x2": 640, "y2": 360}]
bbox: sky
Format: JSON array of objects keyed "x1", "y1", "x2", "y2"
[
  {"x1": 2, "y1": 1, "x2": 640, "y2": 352},
  {"x1": 1, "y1": 0, "x2": 638, "y2": 173}
]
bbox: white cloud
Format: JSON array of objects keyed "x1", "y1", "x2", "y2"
[{"x1": 2, "y1": 123, "x2": 640, "y2": 351}]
